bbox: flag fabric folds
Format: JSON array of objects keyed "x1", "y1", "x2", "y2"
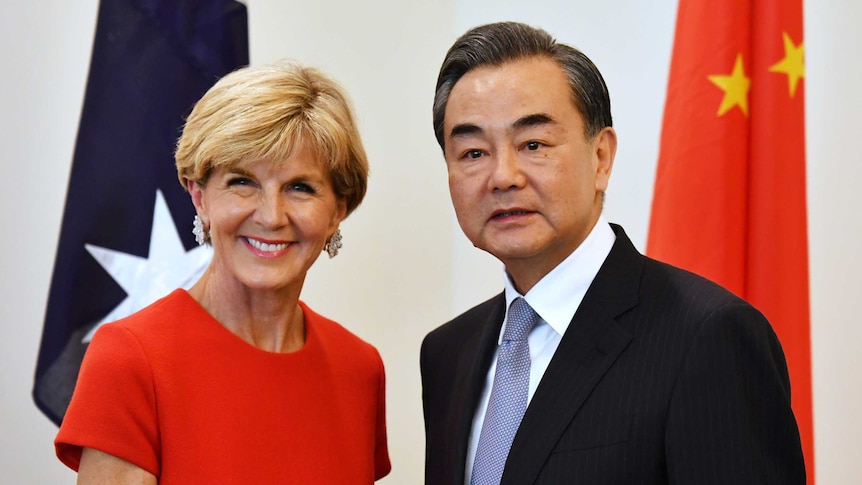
[
  {"x1": 33, "y1": 0, "x2": 249, "y2": 426},
  {"x1": 647, "y1": 0, "x2": 812, "y2": 480}
]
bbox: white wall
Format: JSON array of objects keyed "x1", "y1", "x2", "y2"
[{"x1": 1, "y1": 0, "x2": 859, "y2": 483}]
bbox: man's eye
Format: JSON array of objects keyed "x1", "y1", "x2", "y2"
[
  {"x1": 466, "y1": 150, "x2": 483, "y2": 159},
  {"x1": 525, "y1": 141, "x2": 541, "y2": 151}
]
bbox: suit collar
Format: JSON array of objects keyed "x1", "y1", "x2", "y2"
[
  {"x1": 450, "y1": 294, "x2": 507, "y2": 483},
  {"x1": 508, "y1": 217, "x2": 617, "y2": 340},
  {"x1": 502, "y1": 224, "x2": 642, "y2": 483}
]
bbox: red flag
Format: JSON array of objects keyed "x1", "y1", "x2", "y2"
[{"x1": 647, "y1": 0, "x2": 812, "y2": 481}]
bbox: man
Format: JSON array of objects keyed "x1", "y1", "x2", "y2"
[{"x1": 420, "y1": 21, "x2": 805, "y2": 484}]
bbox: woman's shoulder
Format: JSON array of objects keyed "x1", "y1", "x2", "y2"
[
  {"x1": 93, "y1": 289, "x2": 200, "y2": 343},
  {"x1": 299, "y1": 301, "x2": 382, "y2": 361}
]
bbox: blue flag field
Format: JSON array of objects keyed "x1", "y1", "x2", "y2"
[{"x1": 33, "y1": 0, "x2": 248, "y2": 426}]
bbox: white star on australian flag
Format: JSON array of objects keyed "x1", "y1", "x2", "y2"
[{"x1": 82, "y1": 190, "x2": 212, "y2": 342}]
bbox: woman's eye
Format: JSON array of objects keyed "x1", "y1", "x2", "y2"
[
  {"x1": 227, "y1": 177, "x2": 252, "y2": 187},
  {"x1": 290, "y1": 183, "x2": 315, "y2": 194}
]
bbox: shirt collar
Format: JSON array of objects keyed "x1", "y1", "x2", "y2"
[{"x1": 502, "y1": 215, "x2": 616, "y2": 341}]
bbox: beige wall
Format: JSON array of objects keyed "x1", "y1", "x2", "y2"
[{"x1": 1, "y1": 0, "x2": 859, "y2": 482}]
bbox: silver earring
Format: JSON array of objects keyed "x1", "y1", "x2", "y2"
[
  {"x1": 193, "y1": 215, "x2": 207, "y2": 245},
  {"x1": 324, "y1": 229, "x2": 342, "y2": 258}
]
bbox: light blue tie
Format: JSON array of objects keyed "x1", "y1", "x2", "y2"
[{"x1": 471, "y1": 297, "x2": 539, "y2": 485}]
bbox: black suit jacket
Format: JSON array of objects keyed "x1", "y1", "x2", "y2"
[{"x1": 420, "y1": 224, "x2": 805, "y2": 484}]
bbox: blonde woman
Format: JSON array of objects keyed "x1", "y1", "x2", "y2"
[{"x1": 56, "y1": 61, "x2": 390, "y2": 484}]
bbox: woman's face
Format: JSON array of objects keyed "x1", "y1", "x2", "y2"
[{"x1": 190, "y1": 145, "x2": 346, "y2": 295}]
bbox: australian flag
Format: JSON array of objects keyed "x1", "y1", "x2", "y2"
[{"x1": 33, "y1": 0, "x2": 249, "y2": 426}]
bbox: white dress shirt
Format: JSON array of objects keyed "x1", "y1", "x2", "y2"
[{"x1": 464, "y1": 216, "x2": 616, "y2": 483}]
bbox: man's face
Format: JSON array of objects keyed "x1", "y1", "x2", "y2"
[{"x1": 442, "y1": 56, "x2": 616, "y2": 292}]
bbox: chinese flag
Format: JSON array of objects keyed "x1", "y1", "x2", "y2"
[{"x1": 647, "y1": 0, "x2": 812, "y2": 481}]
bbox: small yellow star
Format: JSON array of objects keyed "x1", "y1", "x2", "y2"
[
  {"x1": 769, "y1": 32, "x2": 805, "y2": 97},
  {"x1": 708, "y1": 53, "x2": 751, "y2": 117}
]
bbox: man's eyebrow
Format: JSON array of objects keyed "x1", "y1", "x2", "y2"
[
  {"x1": 448, "y1": 123, "x2": 482, "y2": 140},
  {"x1": 447, "y1": 113, "x2": 555, "y2": 141},
  {"x1": 513, "y1": 113, "x2": 555, "y2": 129}
]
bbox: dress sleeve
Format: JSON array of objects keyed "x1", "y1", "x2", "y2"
[
  {"x1": 55, "y1": 323, "x2": 161, "y2": 476},
  {"x1": 664, "y1": 302, "x2": 805, "y2": 484},
  {"x1": 373, "y1": 350, "x2": 391, "y2": 481}
]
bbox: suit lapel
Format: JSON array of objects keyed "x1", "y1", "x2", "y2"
[
  {"x1": 449, "y1": 294, "x2": 506, "y2": 483},
  {"x1": 503, "y1": 225, "x2": 643, "y2": 484}
]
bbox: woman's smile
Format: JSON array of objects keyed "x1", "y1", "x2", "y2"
[{"x1": 243, "y1": 236, "x2": 292, "y2": 257}]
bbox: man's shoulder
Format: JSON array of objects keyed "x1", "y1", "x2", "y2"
[
  {"x1": 602, "y1": 224, "x2": 746, "y2": 313},
  {"x1": 637, "y1": 254, "x2": 758, "y2": 319},
  {"x1": 423, "y1": 292, "x2": 503, "y2": 346},
  {"x1": 448, "y1": 292, "x2": 505, "y2": 324}
]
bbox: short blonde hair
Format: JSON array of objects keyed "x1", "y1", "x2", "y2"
[{"x1": 175, "y1": 60, "x2": 368, "y2": 215}]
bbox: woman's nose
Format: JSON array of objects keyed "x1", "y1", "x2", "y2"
[{"x1": 255, "y1": 191, "x2": 289, "y2": 228}]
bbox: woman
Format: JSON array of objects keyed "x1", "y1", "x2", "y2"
[{"x1": 55, "y1": 61, "x2": 390, "y2": 483}]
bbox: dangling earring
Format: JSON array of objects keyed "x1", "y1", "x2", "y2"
[
  {"x1": 192, "y1": 215, "x2": 209, "y2": 245},
  {"x1": 324, "y1": 229, "x2": 342, "y2": 258}
]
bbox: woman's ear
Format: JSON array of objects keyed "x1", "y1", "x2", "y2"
[
  {"x1": 187, "y1": 179, "x2": 205, "y2": 214},
  {"x1": 335, "y1": 198, "x2": 348, "y2": 225}
]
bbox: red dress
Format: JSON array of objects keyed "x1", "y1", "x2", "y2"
[{"x1": 56, "y1": 289, "x2": 390, "y2": 483}]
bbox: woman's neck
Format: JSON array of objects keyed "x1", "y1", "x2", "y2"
[{"x1": 188, "y1": 271, "x2": 306, "y2": 353}]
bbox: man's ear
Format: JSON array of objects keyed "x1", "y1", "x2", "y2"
[{"x1": 594, "y1": 126, "x2": 617, "y2": 193}]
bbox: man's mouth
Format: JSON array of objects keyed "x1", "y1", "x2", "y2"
[{"x1": 492, "y1": 210, "x2": 531, "y2": 219}]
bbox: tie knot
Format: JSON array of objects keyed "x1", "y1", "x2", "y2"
[{"x1": 503, "y1": 297, "x2": 538, "y2": 342}]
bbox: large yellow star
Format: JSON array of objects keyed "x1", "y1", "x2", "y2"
[
  {"x1": 708, "y1": 53, "x2": 751, "y2": 117},
  {"x1": 769, "y1": 32, "x2": 805, "y2": 97}
]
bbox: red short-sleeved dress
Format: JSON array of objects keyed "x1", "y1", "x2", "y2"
[{"x1": 55, "y1": 289, "x2": 390, "y2": 483}]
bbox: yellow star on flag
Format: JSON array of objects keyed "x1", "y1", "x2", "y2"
[
  {"x1": 769, "y1": 32, "x2": 805, "y2": 97},
  {"x1": 708, "y1": 53, "x2": 751, "y2": 117}
]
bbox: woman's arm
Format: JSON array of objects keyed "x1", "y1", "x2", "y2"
[{"x1": 77, "y1": 447, "x2": 157, "y2": 485}]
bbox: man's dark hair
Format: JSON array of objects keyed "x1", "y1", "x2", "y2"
[{"x1": 433, "y1": 21, "x2": 613, "y2": 149}]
